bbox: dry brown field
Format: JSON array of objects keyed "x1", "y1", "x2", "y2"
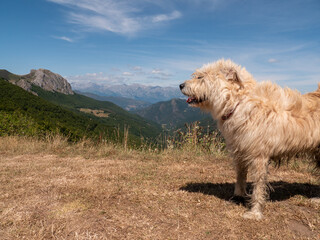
[{"x1": 0, "y1": 136, "x2": 319, "y2": 239}]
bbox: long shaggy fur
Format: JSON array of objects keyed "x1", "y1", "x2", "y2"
[{"x1": 180, "y1": 59, "x2": 320, "y2": 220}]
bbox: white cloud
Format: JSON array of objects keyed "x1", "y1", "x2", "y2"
[
  {"x1": 68, "y1": 11, "x2": 141, "y2": 34},
  {"x1": 68, "y1": 72, "x2": 111, "y2": 83},
  {"x1": 65, "y1": 64, "x2": 176, "y2": 88},
  {"x1": 86, "y1": 73, "x2": 98, "y2": 77},
  {"x1": 131, "y1": 66, "x2": 142, "y2": 71},
  {"x1": 54, "y1": 36, "x2": 74, "y2": 42},
  {"x1": 122, "y1": 71, "x2": 133, "y2": 76},
  {"x1": 268, "y1": 58, "x2": 278, "y2": 63},
  {"x1": 48, "y1": 0, "x2": 182, "y2": 35},
  {"x1": 150, "y1": 69, "x2": 172, "y2": 81},
  {"x1": 151, "y1": 69, "x2": 162, "y2": 74},
  {"x1": 152, "y1": 11, "x2": 182, "y2": 23}
]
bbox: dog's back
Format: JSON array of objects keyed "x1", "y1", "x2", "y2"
[
  {"x1": 237, "y1": 81, "x2": 320, "y2": 163},
  {"x1": 304, "y1": 83, "x2": 320, "y2": 103}
]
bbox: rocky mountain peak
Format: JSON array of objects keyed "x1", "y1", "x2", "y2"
[
  {"x1": 28, "y1": 69, "x2": 74, "y2": 95},
  {"x1": 4, "y1": 68, "x2": 74, "y2": 95}
]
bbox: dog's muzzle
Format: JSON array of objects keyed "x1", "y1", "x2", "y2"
[{"x1": 180, "y1": 83, "x2": 205, "y2": 105}]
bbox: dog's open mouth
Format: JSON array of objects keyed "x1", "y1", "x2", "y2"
[{"x1": 186, "y1": 97, "x2": 205, "y2": 104}]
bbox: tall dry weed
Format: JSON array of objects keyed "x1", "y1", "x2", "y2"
[
  {"x1": 0, "y1": 122, "x2": 228, "y2": 159},
  {"x1": 0, "y1": 136, "x2": 45, "y2": 155},
  {"x1": 166, "y1": 121, "x2": 226, "y2": 156},
  {"x1": 0, "y1": 134, "x2": 118, "y2": 158}
]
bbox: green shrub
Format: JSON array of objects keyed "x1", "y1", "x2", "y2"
[{"x1": 0, "y1": 111, "x2": 47, "y2": 137}]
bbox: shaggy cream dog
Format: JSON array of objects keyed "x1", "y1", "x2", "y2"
[{"x1": 180, "y1": 59, "x2": 320, "y2": 220}]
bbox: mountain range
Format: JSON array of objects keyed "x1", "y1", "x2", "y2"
[
  {"x1": 76, "y1": 91, "x2": 151, "y2": 111},
  {"x1": 71, "y1": 82, "x2": 184, "y2": 103},
  {"x1": 133, "y1": 98, "x2": 216, "y2": 130}
]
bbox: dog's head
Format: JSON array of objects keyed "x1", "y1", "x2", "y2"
[{"x1": 180, "y1": 59, "x2": 256, "y2": 118}]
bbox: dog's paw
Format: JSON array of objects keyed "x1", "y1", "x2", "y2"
[
  {"x1": 229, "y1": 195, "x2": 246, "y2": 205},
  {"x1": 242, "y1": 211, "x2": 263, "y2": 220},
  {"x1": 310, "y1": 197, "x2": 320, "y2": 204}
]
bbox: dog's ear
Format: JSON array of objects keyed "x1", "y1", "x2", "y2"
[{"x1": 226, "y1": 69, "x2": 243, "y2": 89}]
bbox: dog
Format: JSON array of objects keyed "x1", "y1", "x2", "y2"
[{"x1": 180, "y1": 59, "x2": 320, "y2": 220}]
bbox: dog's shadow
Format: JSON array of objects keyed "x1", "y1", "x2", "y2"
[{"x1": 179, "y1": 181, "x2": 320, "y2": 204}]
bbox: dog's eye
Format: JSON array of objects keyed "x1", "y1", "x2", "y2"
[{"x1": 196, "y1": 76, "x2": 203, "y2": 80}]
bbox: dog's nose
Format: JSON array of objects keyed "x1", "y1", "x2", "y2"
[{"x1": 179, "y1": 83, "x2": 185, "y2": 90}]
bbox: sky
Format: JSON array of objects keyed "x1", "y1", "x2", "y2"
[{"x1": 1, "y1": 0, "x2": 320, "y2": 92}]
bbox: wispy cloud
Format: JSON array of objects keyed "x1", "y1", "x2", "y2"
[
  {"x1": 151, "y1": 11, "x2": 181, "y2": 23},
  {"x1": 47, "y1": 0, "x2": 319, "y2": 92},
  {"x1": 48, "y1": 0, "x2": 182, "y2": 35},
  {"x1": 268, "y1": 58, "x2": 278, "y2": 63},
  {"x1": 150, "y1": 40, "x2": 320, "y2": 91},
  {"x1": 151, "y1": 69, "x2": 172, "y2": 79},
  {"x1": 53, "y1": 36, "x2": 74, "y2": 42},
  {"x1": 131, "y1": 66, "x2": 142, "y2": 71},
  {"x1": 66, "y1": 41, "x2": 320, "y2": 91},
  {"x1": 122, "y1": 71, "x2": 133, "y2": 76}
]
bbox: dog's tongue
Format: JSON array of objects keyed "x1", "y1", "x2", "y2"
[{"x1": 186, "y1": 97, "x2": 194, "y2": 103}]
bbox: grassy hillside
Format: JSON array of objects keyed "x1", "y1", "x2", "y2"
[
  {"x1": 0, "y1": 69, "x2": 21, "y2": 81},
  {"x1": 31, "y1": 85, "x2": 162, "y2": 140},
  {"x1": 0, "y1": 78, "x2": 160, "y2": 143},
  {"x1": 0, "y1": 135, "x2": 319, "y2": 239},
  {"x1": 0, "y1": 78, "x2": 109, "y2": 140}
]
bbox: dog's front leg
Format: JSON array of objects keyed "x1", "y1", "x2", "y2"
[
  {"x1": 234, "y1": 161, "x2": 248, "y2": 197},
  {"x1": 243, "y1": 158, "x2": 269, "y2": 220},
  {"x1": 230, "y1": 161, "x2": 248, "y2": 205}
]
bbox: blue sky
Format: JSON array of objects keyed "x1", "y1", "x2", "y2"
[{"x1": 1, "y1": 0, "x2": 320, "y2": 92}]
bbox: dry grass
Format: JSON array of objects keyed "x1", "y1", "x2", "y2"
[
  {"x1": 79, "y1": 109, "x2": 109, "y2": 118},
  {"x1": 0, "y1": 136, "x2": 319, "y2": 239}
]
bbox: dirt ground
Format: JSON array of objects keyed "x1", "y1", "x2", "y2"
[{"x1": 0, "y1": 145, "x2": 319, "y2": 239}]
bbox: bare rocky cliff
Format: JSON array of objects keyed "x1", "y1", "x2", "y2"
[
  {"x1": 7, "y1": 69, "x2": 74, "y2": 95},
  {"x1": 31, "y1": 69, "x2": 73, "y2": 95}
]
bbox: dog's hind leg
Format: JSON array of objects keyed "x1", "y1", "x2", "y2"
[
  {"x1": 311, "y1": 148, "x2": 320, "y2": 203},
  {"x1": 243, "y1": 157, "x2": 269, "y2": 220},
  {"x1": 315, "y1": 146, "x2": 320, "y2": 169}
]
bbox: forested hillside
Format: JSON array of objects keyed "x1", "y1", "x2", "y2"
[
  {"x1": 0, "y1": 78, "x2": 161, "y2": 143},
  {"x1": 31, "y1": 85, "x2": 162, "y2": 139},
  {"x1": 134, "y1": 98, "x2": 217, "y2": 131}
]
